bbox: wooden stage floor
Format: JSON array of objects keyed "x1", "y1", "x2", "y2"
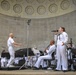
[{"x1": 0, "y1": 69, "x2": 76, "y2": 75}]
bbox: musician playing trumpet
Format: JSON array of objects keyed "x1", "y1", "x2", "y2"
[{"x1": 33, "y1": 40, "x2": 56, "y2": 70}]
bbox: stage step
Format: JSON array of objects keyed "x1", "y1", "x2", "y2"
[{"x1": 0, "y1": 70, "x2": 76, "y2": 75}]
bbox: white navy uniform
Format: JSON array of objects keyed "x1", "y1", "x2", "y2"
[
  {"x1": 34, "y1": 45, "x2": 55, "y2": 68},
  {"x1": 55, "y1": 32, "x2": 68, "y2": 70},
  {"x1": 1, "y1": 57, "x2": 8, "y2": 67},
  {"x1": 7, "y1": 37, "x2": 15, "y2": 67}
]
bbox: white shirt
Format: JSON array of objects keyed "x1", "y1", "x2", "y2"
[
  {"x1": 46, "y1": 45, "x2": 55, "y2": 55},
  {"x1": 55, "y1": 32, "x2": 68, "y2": 45},
  {"x1": 7, "y1": 37, "x2": 14, "y2": 47}
]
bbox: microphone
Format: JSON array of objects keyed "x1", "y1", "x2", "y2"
[{"x1": 51, "y1": 30, "x2": 58, "y2": 32}]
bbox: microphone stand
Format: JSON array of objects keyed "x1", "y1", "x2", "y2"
[
  {"x1": 69, "y1": 38, "x2": 74, "y2": 70},
  {"x1": 26, "y1": 19, "x2": 31, "y2": 58},
  {"x1": 19, "y1": 19, "x2": 31, "y2": 70}
]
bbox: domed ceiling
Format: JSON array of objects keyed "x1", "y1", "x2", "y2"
[{"x1": 0, "y1": 0, "x2": 76, "y2": 18}]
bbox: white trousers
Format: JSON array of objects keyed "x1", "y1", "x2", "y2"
[
  {"x1": 56, "y1": 45, "x2": 68, "y2": 70},
  {"x1": 34, "y1": 55, "x2": 52, "y2": 68},
  {"x1": 7, "y1": 47, "x2": 15, "y2": 67}
]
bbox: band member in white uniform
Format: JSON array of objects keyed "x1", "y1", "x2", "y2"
[
  {"x1": 54, "y1": 27, "x2": 68, "y2": 71},
  {"x1": 7, "y1": 33, "x2": 21, "y2": 67},
  {"x1": 34, "y1": 40, "x2": 55, "y2": 69}
]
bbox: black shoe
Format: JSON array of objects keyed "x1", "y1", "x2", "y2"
[
  {"x1": 63, "y1": 70, "x2": 68, "y2": 72},
  {"x1": 54, "y1": 69, "x2": 61, "y2": 71},
  {"x1": 42, "y1": 67, "x2": 47, "y2": 70},
  {"x1": 27, "y1": 66, "x2": 31, "y2": 69},
  {"x1": 33, "y1": 67, "x2": 39, "y2": 70}
]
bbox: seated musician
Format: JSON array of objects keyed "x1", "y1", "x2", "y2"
[
  {"x1": 33, "y1": 40, "x2": 56, "y2": 70},
  {"x1": 1, "y1": 50, "x2": 8, "y2": 67}
]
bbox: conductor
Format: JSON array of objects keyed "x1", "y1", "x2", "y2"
[{"x1": 6, "y1": 33, "x2": 21, "y2": 67}]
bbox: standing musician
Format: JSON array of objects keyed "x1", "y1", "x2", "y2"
[
  {"x1": 6, "y1": 33, "x2": 21, "y2": 67},
  {"x1": 33, "y1": 40, "x2": 56, "y2": 70},
  {"x1": 54, "y1": 27, "x2": 68, "y2": 72}
]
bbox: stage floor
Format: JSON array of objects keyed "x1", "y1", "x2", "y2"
[{"x1": 0, "y1": 70, "x2": 76, "y2": 75}]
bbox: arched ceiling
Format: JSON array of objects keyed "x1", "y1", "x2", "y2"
[{"x1": 0, "y1": 0, "x2": 76, "y2": 19}]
